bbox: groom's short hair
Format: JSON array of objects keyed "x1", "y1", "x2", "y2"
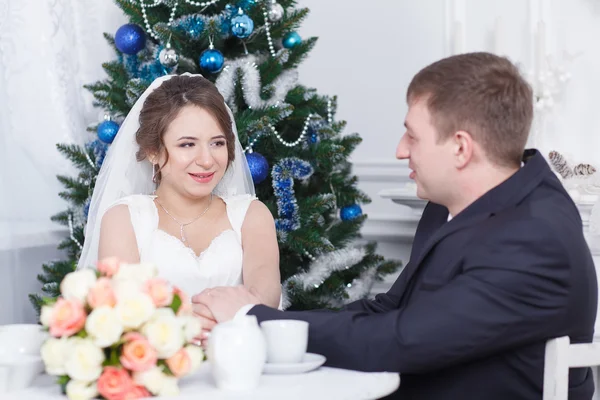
[{"x1": 406, "y1": 52, "x2": 533, "y2": 168}]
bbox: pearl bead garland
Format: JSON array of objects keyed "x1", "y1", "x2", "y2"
[
  {"x1": 68, "y1": 214, "x2": 83, "y2": 250},
  {"x1": 184, "y1": 0, "x2": 220, "y2": 6},
  {"x1": 261, "y1": 2, "x2": 277, "y2": 57},
  {"x1": 244, "y1": 114, "x2": 315, "y2": 153}
]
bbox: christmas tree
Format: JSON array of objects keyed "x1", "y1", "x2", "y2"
[{"x1": 30, "y1": 0, "x2": 401, "y2": 314}]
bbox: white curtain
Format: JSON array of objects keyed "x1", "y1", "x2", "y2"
[{"x1": 0, "y1": 0, "x2": 126, "y2": 324}]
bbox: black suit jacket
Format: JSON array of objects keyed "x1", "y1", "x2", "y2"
[{"x1": 249, "y1": 150, "x2": 598, "y2": 400}]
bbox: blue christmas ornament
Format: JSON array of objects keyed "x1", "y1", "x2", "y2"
[
  {"x1": 272, "y1": 158, "x2": 314, "y2": 233},
  {"x1": 245, "y1": 152, "x2": 269, "y2": 184},
  {"x1": 340, "y1": 204, "x2": 363, "y2": 221},
  {"x1": 174, "y1": 15, "x2": 205, "y2": 40},
  {"x1": 238, "y1": 0, "x2": 256, "y2": 11},
  {"x1": 282, "y1": 31, "x2": 302, "y2": 49},
  {"x1": 307, "y1": 126, "x2": 319, "y2": 145},
  {"x1": 86, "y1": 139, "x2": 108, "y2": 168},
  {"x1": 83, "y1": 198, "x2": 91, "y2": 219},
  {"x1": 199, "y1": 48, "x2": 225, "y2": 73},
  {"x1": 225, "y1": 4, "x2": 237, "y2": 15},
  {"x1": 115, "y1": 24, "x2": 146, "y2": 55},
  {"x1": 231, "y1": 9, "x2": 254, "y2": 39},
  {"x1": 97, "y1": 120, "x2": 120, "y2": 144}
]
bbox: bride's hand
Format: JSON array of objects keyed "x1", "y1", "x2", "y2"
[{"x1": 191, "y1": 290, "x2": 218, "y2": 346}]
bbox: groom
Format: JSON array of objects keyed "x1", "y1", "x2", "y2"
[{"x1": 193, "y1": 52, "x2": 598, "y2": 399}]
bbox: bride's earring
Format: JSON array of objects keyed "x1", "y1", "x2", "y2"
[{"x1": 152, "y1": 164, "x2": 160, "y2": 184}]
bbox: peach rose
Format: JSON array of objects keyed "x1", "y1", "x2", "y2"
[
  {"x1": 166, "y1": 348, "x2": 191, "y2": 377},
  {"x1": 143, "y1": 278, "x2": 173, "y2": 307},
  {"x1": 97, "y1": 257, "x2": 121, "y2": 278},
  {"x1": 87, "y1": 278, "x2": 117, "y2": 309},
  {"x1": 49, "y1": 298, "x2": 86, "y2": 337},
  {"x1": 120, "y1": 332, "x2": 157, "y2": 372},
  {"x1": 97, "y1": 366, "x2": 134, "y2": 400},
  {"x1": 122, "y1": 385, "x2": 151, "y2": 399}
]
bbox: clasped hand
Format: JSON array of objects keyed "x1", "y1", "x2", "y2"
[{"x1": 190, "y1": 285, "x2": 261, "y2": 347}]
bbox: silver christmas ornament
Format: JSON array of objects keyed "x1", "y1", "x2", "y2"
[
  {"x1": 267, "y1": 2, "x2": 284, "y2": 22},
  {"x1": 159, "y1": 46, "x2": 179, "y2": 68}
]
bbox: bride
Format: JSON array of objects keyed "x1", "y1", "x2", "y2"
[{"x1": 77, "y1": 73, "x2": 282, "y2": 326}]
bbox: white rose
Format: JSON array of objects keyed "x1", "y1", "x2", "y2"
[
  {"x1": 64, "y1": 338, "x2": 105, "y2": 382},
  {"x1": 185, "y1": 345, "x2": 205, "y2": 372},
  {"x1": 60, "y1": 269, "x2": 97, "y2": 303},
  {"x1": 85, "y1": 306, "x2": 123, "y2": 348},
  {"x1": 113, "y1": 279, "x2": 143, "y2": 299},
  {"x1": 113, "y1": 262, "x2": 157, "y2": 283},
  {"x1": 181, "y1": 316, "x2": 202, "y2": 343},
  {"x1": 142, "y1": 310, "x2": 185, "y2": 358},
  {"x1": 66, "y1": 380, "x2": 98, "y2": 400},
  {"x1": 40, "y1": 305, "x2": 54, "y2": 327},
  {"x1": 158, "y1": 376, "x2": 180, "y2": 396},
  {"x1": 115, "y1": 292, "x2": 155, "y2": 330},
  {"x1": 41, "y1": 337, "x2": 70, "y2": 375},
  {"x1": 133, "y1": 366, "x2": 166, "y2": 395}
]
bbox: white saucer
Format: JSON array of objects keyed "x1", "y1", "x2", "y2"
[{"x1": 263, "y1": 353, "x2": 326, "y2": 375}]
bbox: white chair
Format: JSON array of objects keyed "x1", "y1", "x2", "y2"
[{"x1": 544, "y1": 336, "x2": 600, "y2": 400}]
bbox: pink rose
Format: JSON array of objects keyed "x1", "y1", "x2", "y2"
[
  {"x1": 49, "y1": 298, "x2": 86, "y2": 337},
  {"x1": 87, "y1": 278, "x2": 116, "y2": 309},
  {"x1": 166, "y1": 348, "x2": 191, "y2": 377},
  {"x1": 143, "y1": 278, "x2": 173, "y2": 307},
  {"x1": 122, "y1": 385, "x2": 151, "y2": 399},
  {"x1": 97, "y1": 257, "x2": 121, "y2": 277},
  {"x1": 120, "y1": 333, "x2": 157, "y2": 372},
  {"x1": 97, "y1": 367, "x2": 134, "y2": 400}
]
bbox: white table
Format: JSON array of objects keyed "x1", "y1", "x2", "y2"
[{"x1": 5, "y1": 364, "x2": 400, "y2": 400}]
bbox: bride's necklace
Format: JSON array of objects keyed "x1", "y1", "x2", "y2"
[{"x1": 155, "y1": 194, "x2": 213, "y2": 243}]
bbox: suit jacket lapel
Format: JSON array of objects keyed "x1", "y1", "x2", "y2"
[
  {"x1": 394, "y1": 208, "x2": 491, "y2": 304},
  {"x1": 393, "y1": 149, "x2": 550, "y2": 304}
]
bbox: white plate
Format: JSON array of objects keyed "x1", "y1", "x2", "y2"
[{"x1": 263, "y1": 353, "x2": 326, "y2": 375}]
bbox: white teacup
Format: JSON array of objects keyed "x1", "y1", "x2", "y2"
[
  {"x1": 260, "y1": 320, "x2": 309, "y2": 364},
  {"x1": 0, "y1": 324, "x2": 46, "y2": 392},
  {"x1": 0, "y1": 324, "x2": 47, "y2": 356}
]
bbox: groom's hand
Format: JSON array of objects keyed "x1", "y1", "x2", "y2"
[{"x1": 192, "y1": 286, "x2": 261, "y2": 323}]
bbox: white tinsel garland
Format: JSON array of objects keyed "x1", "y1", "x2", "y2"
[
  {"x1": 345, "y1": 267, "x2": 378, "y2": 303},
  {"x1": 288, "y1": 247, "x2": 367, "y2": 291},
  {"x1": 215, "y1": 55, "x2": 298, "y2": 111}
]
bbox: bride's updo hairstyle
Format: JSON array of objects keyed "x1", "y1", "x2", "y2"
[{"x1": 135, "y1": 75, "x2": 235, "y2": 183}]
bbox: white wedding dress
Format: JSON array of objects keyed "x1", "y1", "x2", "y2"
[{"x1": 109, "y1": 193, "x2": 256, "y2": 299}]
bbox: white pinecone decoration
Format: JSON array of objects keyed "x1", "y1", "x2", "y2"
[
  {"x1": 548, "y1": 151, "x2": 573, "y2": 179},
  {"x1": 573, "y1": 163, "x2": 597, "y2": 176}
]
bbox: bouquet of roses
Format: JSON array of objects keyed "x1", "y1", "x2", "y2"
[{"x1": 39, "y1": 258, "x2": 205, "y2": 400}]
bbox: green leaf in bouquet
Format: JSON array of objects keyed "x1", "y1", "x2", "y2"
[
  {"x1": 57, "y1": 375, "x2": 69, "y2": 395},
  {"x1": 169, "y1": 293, "x2": 182, "y2": 314},
  {"x1": 103, "y1": 346, "x2": 122, "y2": 367},
  {"x1": 75, "y1": 329, "x2": 88, "y2": 339},
  {"x1": 158, "y1": 360, "x2": 173, "y2": 376}
]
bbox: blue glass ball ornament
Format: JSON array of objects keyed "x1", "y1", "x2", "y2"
[
  {"x1": 199, "y1": 48, "x2": 225, "y2": 73},
  {"x1": 307, "y1": 126, "x2": 319, "y2": 145},
  {"x1": 231, "y1": 10, "x2": 254, "y2": 39},
  {"x1": 115, "y1": 24, "x2": 146, "y2": 55},
  {"x1": 282, "y1": 31, "x2": 302, "y2": 49},
  {"x1": 340, "y1": 204, "x2": 363, "y2": 221},
  {"x1": 245, "y1": 152, "x2": 269, "y2": 184},
  {"x1": 97, "y1": 120, "x2": 120, "y2": 144}
]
